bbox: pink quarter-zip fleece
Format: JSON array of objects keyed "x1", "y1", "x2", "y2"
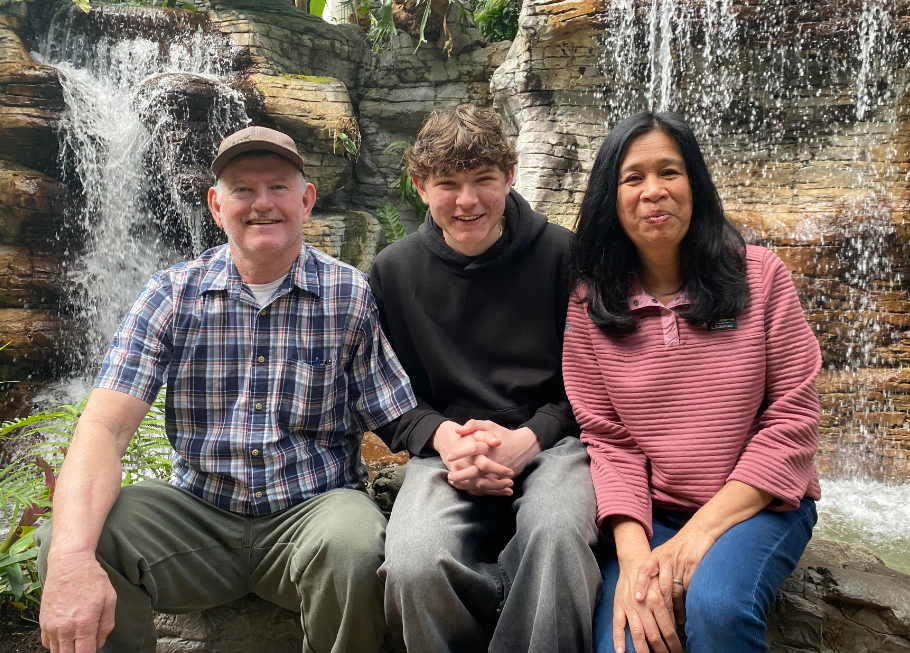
[{"x1": 563, "y1": 245, "x2": 822, "y2": 538}]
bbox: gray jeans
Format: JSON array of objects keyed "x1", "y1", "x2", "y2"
[
  {"x1": 379, "y1": 436, "x2": 601, "y2": 653},
  {"x1": 36, "y1": 480, "x2": 387, "y2": 653}
]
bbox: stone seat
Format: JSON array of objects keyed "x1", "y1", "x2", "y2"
[{"x1": 155, "y1": 467, "x2": 910, "y2": 653}]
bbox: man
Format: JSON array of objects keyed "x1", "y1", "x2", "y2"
[
  {"x1": 371, "y1": 105, "x2": 601, "y2": 652},
  {"x1": 35, "y1": 126, "x2": 416, "y2": 653}
]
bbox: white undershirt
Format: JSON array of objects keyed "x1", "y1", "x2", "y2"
[{"x1": 246, "y1": 276, "x2": 286, "y2": 308}]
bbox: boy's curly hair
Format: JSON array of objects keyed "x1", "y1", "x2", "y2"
[{"x1": 407, "y1": 104, "x2": 518, "y2": 181}]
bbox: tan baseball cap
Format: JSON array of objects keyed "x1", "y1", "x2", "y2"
[{"x1": 211, "y1": 126, "x2": 305, "y2": 177}]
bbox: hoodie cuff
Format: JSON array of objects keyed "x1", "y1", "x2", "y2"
[
  {"x1": 521, "y1": 410, "x2": 571, "y2": 450},
  {"x1": 408, "y1": 412, "x2": 449, "y2": 458}
]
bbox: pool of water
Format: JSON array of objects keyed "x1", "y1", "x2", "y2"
[{"x1": 815, "y1": 479, "x2": 910, "y2": 574}]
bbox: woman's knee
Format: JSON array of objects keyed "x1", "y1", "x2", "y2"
[{"x1": 685, "y1": 580, "x2": 762, "y2": 635}]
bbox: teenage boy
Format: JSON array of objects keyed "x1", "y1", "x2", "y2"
[{"x1": 371, "y1": 104, "x2": 601, "y2": 652}]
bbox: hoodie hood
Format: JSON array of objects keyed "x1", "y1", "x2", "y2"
[{"x1": 417, "y1": 189, "x2": 550, "y2": 273}]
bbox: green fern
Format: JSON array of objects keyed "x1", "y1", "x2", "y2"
[
  {"x1": 0, "y1": 386, "x2": 171, "y2": 501},
  {"x1": 384, "y1": 141, "x2": 428, "y2": 216},
  {"x1": 376, "y1": 202, "x2": 407, "y2": 244}
]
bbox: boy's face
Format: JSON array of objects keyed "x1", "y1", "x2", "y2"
[{"x1": 413, "y1": 165, "x2": 515, "y2": 257}]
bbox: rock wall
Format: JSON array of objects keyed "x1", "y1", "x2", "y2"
[{"x1": 0, "y1": 3, "x2": 67, "y2": 391}]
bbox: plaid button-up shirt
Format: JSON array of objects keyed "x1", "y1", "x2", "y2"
[{"x1": 96, "y1": 244, "x2": 416, "y2": 514}]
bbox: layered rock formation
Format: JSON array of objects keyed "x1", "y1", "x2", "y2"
[{"x1": 0, "y1": 6, "x2": 67, "y2": 387}]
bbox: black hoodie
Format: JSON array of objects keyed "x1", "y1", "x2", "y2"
[{"x1": 370, "y1": 189, "x2": 580, "y2": 457}]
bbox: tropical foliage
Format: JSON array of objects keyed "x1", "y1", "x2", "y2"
[
  {"x1": 384, "y1": 140, "x2": 427, "y2": 216},
  {"x1": 375, "y1": 140, "x2": 426, "y2": 244},
  {"x1": 473, "y1": 0, "x2": 519, "y2": 42},
  {"x1": 0, "y1": 387, "x2": 170, "y2": 616}
]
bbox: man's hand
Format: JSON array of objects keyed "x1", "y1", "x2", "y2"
[
  {"x1": 40, "y1": 551, "x2": 117, "y2": 653},
  {"x1": 432, "y1": 420, "x2": 515, "y2": 496}
]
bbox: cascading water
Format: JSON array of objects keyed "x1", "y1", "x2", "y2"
[
  {"x1": 32, "y1": 5, "x2": 250, "y2": 386},
  {"x1": 597, "y1": 0, "x2": 910, "y2": 570}
]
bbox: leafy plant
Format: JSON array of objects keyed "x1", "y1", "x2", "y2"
[
  {"x1": 367, "y1": 0, "x2": 398, "y2": 52},
  {"x1": 473, "y1": 0, "x2": 519, "y2": 43},
  {"x1": 384, "y1": 140, "x2": 427, "y2": 216},
  {"x1": 309, "y1": 0, "x2": 327, "y2": 17},
  {"x1": 335, "y1": 132, "x2": 359, "y2": 159},
  {"x1": 376, "y1": 202, "x2": 407, "y2": 243},
  {"x1": 0, "y1": 387, "x2": 171, "y2": 615}
]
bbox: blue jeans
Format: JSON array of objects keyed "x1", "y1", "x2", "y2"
[{"x1": 594, "y1": 498, "x2": 817, "y2": 653}]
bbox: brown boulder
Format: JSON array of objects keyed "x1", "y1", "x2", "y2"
[
  {"x1": 0, "y1": 245, "x2": 65, "y2": 308},
  {"x1": 0, "y1": 18, "x2": 63, "y2": 172},
  {"x1": 0, "y1": 307, "x2": 66, "y2": 379},
  {"x1": 0, "y1": 161, "x2": 66, "y2": 248},
  {"x1": 249, "y1": 73, "x2": 358, "y2": 199}
]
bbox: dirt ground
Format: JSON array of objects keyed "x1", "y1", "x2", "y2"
[{"x1": 0, "y1": 603, "x2": 43, "y2": 653}]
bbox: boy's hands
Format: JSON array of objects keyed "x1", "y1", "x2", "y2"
[{"x1": 433, "y1": 420, "x2": 542, "y2": 496}]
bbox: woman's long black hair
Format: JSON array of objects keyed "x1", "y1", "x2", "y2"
[{"x1": 569, "y1": 111, "x2": 750, "y2": 334}]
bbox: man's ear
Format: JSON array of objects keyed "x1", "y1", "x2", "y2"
[
  {"x1": 411, "y1": 175, "x2": 429, "y2": 203},
  {"x1": 505, "y1": 166, "x2": 515, "y2": 191},
  {"x1": 300, "y1": 182, "x2": 317, "y2": 224},
  {"x1": 207, "y1": 186, "x2": 224, "y2": 230}
]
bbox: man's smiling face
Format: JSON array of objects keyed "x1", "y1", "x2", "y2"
[
  {"x1": 208, "y1": 153, "x2": 315, "y2": 276},
  {"x1": 414, "y1": 164, "x2": 515, "y2": 257}
]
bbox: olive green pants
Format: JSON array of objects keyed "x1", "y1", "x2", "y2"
[{"x1": 35, "y1": 479, "x2": 387, "y2": 653}]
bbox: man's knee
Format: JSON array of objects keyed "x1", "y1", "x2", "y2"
[{"x1": 295, "y1": 491, "x2": 386, "y2": 582}]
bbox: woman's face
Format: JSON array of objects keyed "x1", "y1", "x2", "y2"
[{"x1": 615, "y1": 129, "x2": 693, "y2": 259}]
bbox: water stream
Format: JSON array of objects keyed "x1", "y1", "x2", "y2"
[{"x1": 33, "y1": 5, "x2": 249, "y2": 371}]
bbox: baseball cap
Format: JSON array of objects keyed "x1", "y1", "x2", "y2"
[{"x1": 211, "y1": 126, "x2": 306, "y2": 177}]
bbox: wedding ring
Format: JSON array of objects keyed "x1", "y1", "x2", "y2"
[{"x1": 672, "y1": 578, "x2": 684, "y2": 586}]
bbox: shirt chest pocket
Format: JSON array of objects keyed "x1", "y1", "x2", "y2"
[{"x1": 277, "y1": 360, "x2": 342, "y2": 433}]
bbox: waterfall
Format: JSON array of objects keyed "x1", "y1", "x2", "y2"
[{"x1": 32, "y1": 5, "x2": 250, "y2": 374}]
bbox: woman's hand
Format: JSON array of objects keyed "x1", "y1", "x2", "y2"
[
  {"x1": 634, "y1": 481, "x2": 774, "y2": 622},
  {"x1": 615, "y1": 553, "x2": 682, "y2": 653},
  {"x1": 634, "y1": 525, "x2": 716, "y2": 624}
]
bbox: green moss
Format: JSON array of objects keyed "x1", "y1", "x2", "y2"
[{"x1": 279, "y1": 73, "x2": 334, "y2": 83}]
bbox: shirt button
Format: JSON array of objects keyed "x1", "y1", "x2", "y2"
[
  {"x1": 652, "y1": 298, "x2": 658, "y2": 303},
  {"x1": 633, "y1": 300, "x2": 639, "y2": 306},
  {"x1": 260, "y1": 309, "x2": 267, "y2": 316},
  {"x1": 251, "y1": 449, "x2": 259, "y2": 456},
  {"x1": 255, "y1": 402, "x2": 263, "y2": 410},
  {"x1": 255, "y1": 491, "x2": 263, "y2": 498},
  {"x1": 258, "y1": 355, "x2": 265, "y2": 363}
]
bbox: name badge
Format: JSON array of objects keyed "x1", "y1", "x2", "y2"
[{"x1": 707, "y1": 318, "x2": 737, "y2": 332}]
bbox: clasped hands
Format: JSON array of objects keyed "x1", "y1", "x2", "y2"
[
  {"x1": 432, "y1": 420, "x2": 542, "y2": 497},
  {"x1": 613, "y1": 525, "x2": 716, "y2": 653}
]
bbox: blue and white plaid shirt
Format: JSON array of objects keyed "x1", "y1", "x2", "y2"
[{"x1": 96, "y1": 243, "x2": 416, "y2": 514}]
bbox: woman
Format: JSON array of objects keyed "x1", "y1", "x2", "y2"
[{"x1": 563, "y1": 112, "x2": 821, "y2": 653}]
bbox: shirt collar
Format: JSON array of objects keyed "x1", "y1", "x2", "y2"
[
  {"x1": 628, "y1": 276, "x2": 690, "y2": 311},
  {"x1": 199, "y1": 244, "x2": 321, "y2": 299}
]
